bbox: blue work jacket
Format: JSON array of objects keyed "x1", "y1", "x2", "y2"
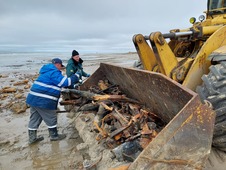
[{"x1": 26, "y1": 63, "x2": 78, "y2": 110}]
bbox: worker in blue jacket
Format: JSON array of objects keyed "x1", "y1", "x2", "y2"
[{"x1": 26, "y1": 58, "x2": 80, "y2": 144}]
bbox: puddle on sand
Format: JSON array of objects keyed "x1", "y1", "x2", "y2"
[
  {"x1": 29, "y1": 133, "x2": 85, "y2": 169},
  {"x1": 0, "y1": 114, "x2": 88, "y2": 170}
]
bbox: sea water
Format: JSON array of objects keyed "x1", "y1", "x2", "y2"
[{"x1": 0, "y1": 52, "x2": 137, "y2": 72}]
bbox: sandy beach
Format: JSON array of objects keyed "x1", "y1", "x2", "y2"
[{"x1": 0, "y1": 52, "x2": 138, "y2": 169}]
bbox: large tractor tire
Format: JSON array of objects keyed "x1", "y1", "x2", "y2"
[{"x1": 196, "y1": 62, "x2": 226, "y2": 152}]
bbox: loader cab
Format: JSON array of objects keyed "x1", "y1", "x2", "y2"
[{"x1": 208, "y1": 0, "x2": 226, "y2": 14}]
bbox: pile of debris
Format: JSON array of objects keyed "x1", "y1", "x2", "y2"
[{"x1": 61, "y1": 79, "x2": 165, "y2": 162}]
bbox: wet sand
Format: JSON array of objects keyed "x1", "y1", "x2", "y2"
[{"x1": 0, "y1": 52, "x2": 138, "y2": 169}]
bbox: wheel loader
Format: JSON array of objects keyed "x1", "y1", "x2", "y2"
[
  {"x1": 130, "y1": 0, "x2": 226, "y2": 169},
  {"x1": 62, "y1": 0, "x2": 226, "y2": 169}
]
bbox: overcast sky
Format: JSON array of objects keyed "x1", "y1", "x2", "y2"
[{"x1": 0, "y1": 0, "x2": 207, "y2": 53}]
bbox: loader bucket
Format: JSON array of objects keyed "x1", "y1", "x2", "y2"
[{"x1": 81, "y1": 63, "x2": 215, "y2": 169}]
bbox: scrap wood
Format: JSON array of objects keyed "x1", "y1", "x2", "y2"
[
  {"x1": 59, "y1": 99, "x2": 82, "y2": 105},
  {"x1": 112, "y1": 120, "x2": 123, "y2": 130},
  {"x1": 13, "y1": 79, "x2": 29, "y2": 86},
  {"x1": 10, "y1": 102, "x2": 27, "y2": 114},
  {"x1": 89, "y1": 86, "x2": 101, "y2": 94},
  {"x1": 105, "y1": 137, "x2": 118, "y2": 149},
  {"x1": 70, "y1": 93, "x2": 81, "y2": 99},
  {"x1": 99, "y1": 102, "x2": 113, "y2": 111},
  {"x1": 95, "y1": 112, "x2": 113, "y2": 134},
  {"x1": 98, "y1": 80, "x2": 109, "y2": 90},
  {"x1": 93, "y1": 94, "x2": 139, "y2": 104},
  {"x1": 0, "y1": 93, "x2": 9, "y2": 99},
  {"x1": 151, "y1": 130, "x2": 158, "y2": 138},
  {"x1": 140, "y1": 109, "x2": 149, "y2": 118},
  {"x1": 101, "y1": 114, "x2": 114, "y2": 129},
  {"x1": 94, "y1": 105, "x2": 105, "y2": 126},
  {"x1": 94, "y1": 103, "x2": 114, "y2": 131},
  {"x1": 60, "y1": 79, "x2": 164, "y2": 156},
  {"x1": 24, "y1": 84, "x2": 31, "y2": 89},
  {"x1": 14, "y1": 93, "x2": 23, "y2": 99},
  {"x1": 128, "y1": 103, "x2": 140, "y2": 115},
  {"x1": 141, "y1": 123, "x2": 153, "y2": 135},
  {"x1": 125, "y1": 133, "x2": 141, "y2": 142},
  {"x1": 141, "y1": 108, "x2": 161, "y2": 121},
  {"x1": 66, "y1": 89, "x2": 139, "y2": 104},
  {"x1": 114, "y1": 133, "x2": 123, "y2": 141},
  {"x1": 79, "y1": 103, "x2": 99, "y2": 111},
  {"x1": 111, "y1": 109, "x2": 129, "y2": 125},
  {"x1": 2, "y1": 86, "x2": 12, "y2": 89},
  {"x1": 110, "y1": 125, "x2": 130, "y2": 138},
  {"x1": 97, "y1": 84, "x2": 118, "y2": 94},
  {"x1": 93, "y1": 121, "x2": 108, "y2": 138},
  {"x1": 65, "y1": 89, "x2": 95, "y2": 99},
  {"x1": 3, "y1": 102, "x2": 13, "y2": 109},
  {"x1": 110, "y1": 111, "x2": 131, "y2": 138},
  {"x1": 131, "y1": 113, "x2": 141, "y2": 122},
  {"x1": 1, "y1": 87, "x2": 17, "y2": 93}
]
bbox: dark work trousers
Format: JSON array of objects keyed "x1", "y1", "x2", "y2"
[{"x1": 28, "y1": 106, "x2": 57, "y2": 130}]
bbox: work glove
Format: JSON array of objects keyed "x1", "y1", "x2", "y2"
[
  {"x1": 72, "y1": 79, "x2": 83, "y2": 89},
  {"x1": 75, "y1": 70, "x2": 82, "y2": 79},
  {"x1": 78, "y1": 79, "x2": 83, "y2": 84}
]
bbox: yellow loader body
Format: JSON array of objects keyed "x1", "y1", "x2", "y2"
[
  {"x1": 128, "y1": 0, "x2": 226, "y2": 168},
  {"x1": 133, "y1": 25, "x2": 226, "y2": 91}
]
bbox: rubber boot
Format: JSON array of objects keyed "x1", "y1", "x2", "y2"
[
  {"x1": 48, "y1": 127, "x2": 66, "y2": 141},
  {"x1": 28, "y1": 130, "x2": 44, "y2": 145}
]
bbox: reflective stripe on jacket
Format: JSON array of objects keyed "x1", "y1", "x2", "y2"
[{"x1": 26, "y1": 63, "x2": 78, "y2": 110}]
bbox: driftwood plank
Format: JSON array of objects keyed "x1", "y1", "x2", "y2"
[{"x1": 65, "y1": 89, "x2": 139, "y2": 104}]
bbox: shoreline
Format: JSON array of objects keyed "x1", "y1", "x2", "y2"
[
  {"x1": 0, "y1": 52, "x2": 138, "y2": 169},
  {"x1": 0, "y1": 52, "x2": 138, "y2": 73}
]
